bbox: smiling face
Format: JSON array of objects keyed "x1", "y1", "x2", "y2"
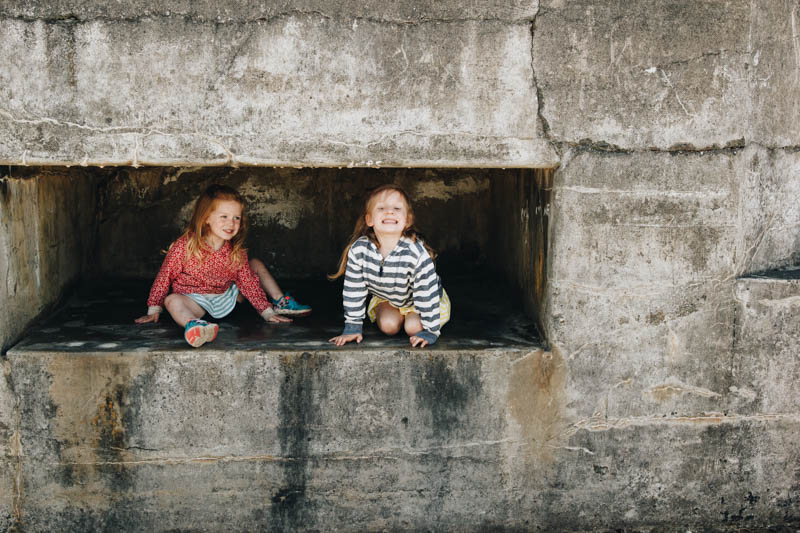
[
  {"x1": 365, "y1": 189, "x2": 412, "y2": 237},
  {"x1": 204, "y1": 199, "x2": 243, "y2": 247}
]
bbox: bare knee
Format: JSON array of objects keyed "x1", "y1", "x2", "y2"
[
  {"x1": 404, "y1": 313, "x2": 423, "y2": 336},
  {"x1": 164, "y1": 293, "x2": 180, "y2": 310},
  {"x1": 377, "y1": 315, "x2": 403, "y2": 335}
]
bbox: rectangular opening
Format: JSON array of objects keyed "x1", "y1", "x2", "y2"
[{"x1": 8, "y1": 166, "x2": 552, "y2": 352}]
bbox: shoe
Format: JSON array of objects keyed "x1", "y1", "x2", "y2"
[
  {"x1": 271, "y1": 293, "x2": 312, "y2": 317},
  {"x1": 184, "y1": 319, "x2": 219, "y2": 347}
]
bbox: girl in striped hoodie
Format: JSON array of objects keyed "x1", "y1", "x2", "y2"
[{"x1": 329, "y1": 184, "x2": 450, "y2": 348}]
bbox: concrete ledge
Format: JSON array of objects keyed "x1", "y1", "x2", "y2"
[{"x1": 8, "y1": 348, "x2": 545, "y2": 531}]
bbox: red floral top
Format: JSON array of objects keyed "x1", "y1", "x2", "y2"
[{"x1": 146, "y1": 235, "x2": 272, "y2": 314}]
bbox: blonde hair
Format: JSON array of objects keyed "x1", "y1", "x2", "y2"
[
  {"x1": 175, "y1": 184, "x2": 248, "y2": 268},
  {"x1": 329, "y1": 184, "x2": 435, "y2": 280}
]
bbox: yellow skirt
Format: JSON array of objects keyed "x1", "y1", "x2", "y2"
[{"x1": 367, "y1": 289, "x2": 451, "y2": 327}]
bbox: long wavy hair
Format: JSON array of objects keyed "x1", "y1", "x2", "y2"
[
  {"x1": 329, "y1": 184, "x2": 435, "y2": 280},
  {"x1": 176, "y1": 184, "x2": 248, "y2": 268}
]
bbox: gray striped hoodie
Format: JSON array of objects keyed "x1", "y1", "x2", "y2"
[{"x1": 341, "y1": 236, "x2": 443, "y2": 344}]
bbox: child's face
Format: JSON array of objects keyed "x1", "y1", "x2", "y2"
[
  {"x1": 205, "y1": 199, "x2": 243, "y2": 245},
  {"x1": 365, "y1": 190, "x2": 411, "y2": 236}
]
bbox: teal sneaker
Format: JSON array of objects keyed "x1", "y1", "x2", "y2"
[
  {"x1": 184, "y1": 319, "x2": 218, "y2": 348},
  {"x1": 271, "y1": 293, "x2": 312, "y2": 317}
]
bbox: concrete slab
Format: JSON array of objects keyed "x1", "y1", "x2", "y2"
[
  {"x1": 10, "y1": 277, "x2": 543, "y2": 353},
  {"x1": 7, "y1": 343, "x2": 799, "y2": 530},
  {"x1": 0, "y1": 16, "x2": 556, "y2": 167},
  {"x1": 8, "y1": 342, "x2": 546, "y2": 531}
]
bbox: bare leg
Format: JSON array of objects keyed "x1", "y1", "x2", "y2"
[
  {"x1": 404, "y1": 312, "x2": 423, "y2": 336},
  {"x1": 249, "y1": 258, "x2": 283, "y2": 301},
  {"x1": 164, "y1": 293, "x2": 207, "y2": 327},
  {"x1": 375, "y1": 302, "x2": 403, "y2": 335}
]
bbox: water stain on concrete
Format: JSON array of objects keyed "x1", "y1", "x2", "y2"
[
  {"x1": 507, "y1": 349, "x2": 568, "y2": 466},
  {"x1": 414, "y1": 355, "x2": 482, "y2": 438},
  {"x1": 47, "y1": 355, "x2": 147, "y2": 507},
  {"x1": 270, "y1": 352, "x2": 327, "y2": 531}
]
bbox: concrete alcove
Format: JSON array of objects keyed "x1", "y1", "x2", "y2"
[{"x1": 8, "y1": 166, "x2": 552, "y2": 352}]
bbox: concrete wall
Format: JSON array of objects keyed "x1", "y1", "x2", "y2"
[
  {"x1": 0, "y1": 169, "x2": 97, "y2": 352},
  {"x1": 534, "y1": 0, "x2": 800, "y2": 528},
  {"x1": 1, "y1": 0, "x2": 800, "y2": 530},
  {"x1": 0, "y1": 2, "x2": 556, "y2": 168},
  {"x1": 492, "y1": 169, "x2": 552, "y2": 331}
]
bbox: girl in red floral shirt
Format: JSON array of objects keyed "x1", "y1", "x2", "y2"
[{"x1": 135, "y1": 184, "x2": 310, "y2": 347}]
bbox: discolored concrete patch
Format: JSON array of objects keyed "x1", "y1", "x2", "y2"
[{"x1": 507, "y1": 349, "x2": 568, "y2": 467}]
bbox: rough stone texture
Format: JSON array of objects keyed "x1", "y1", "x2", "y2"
[
  {"x1": 543, "y1": 146, "x2": 796, "y2": 433},
  {"x1": 7, "y1": 348, "x2": 538, "y2": 531},
  {"x1": 737, "y1": 146, "x2": 800, "y2": 272},
  {"x1": 534, "y1": 0, "x2": 752, "y2": 151},
  {"x1": 6, "y1": 347, "x2": 799, "y2": 531},
  {"x1": 0, "y1": 14, "x2": 555, "y2": 168},
  {"x1": 541, "y1": 145, "x2": 800, "y2": 528},
  {"x1": 0, "y1": 362, "x2": 19, "y2": 531},
  {"x1": 733, "y1": 272, "x2": 800, "y2": 414},
  {"x1": 0, "y1": 168, "x2": 97, "y2": 351},
  {"x1": 749, "y1": 0, "x2": 800, "y2": 147},
  {"x1": 0, "y1": 1, "x2": 539, "y2": 23},
  {"x1": 534, "y1": 0, "x2": 800, "y2": 152}
]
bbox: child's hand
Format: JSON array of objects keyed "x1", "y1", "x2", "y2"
[
  {"x1": 135, "y1": 313, "x2": 159, "y2": 324},
  {"x1": 267, "y1": 314, "x2": 292, "y2": 323},
  {"x1": 409, "y1": 335, "x2": 429, "y2": 348},
  {"x1": 329, "y1": 333, "x2": 363, "y2": 346}
]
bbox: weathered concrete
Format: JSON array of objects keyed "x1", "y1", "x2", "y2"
[
  {"x1": 7, "y1": 348, "x2": 536, "y2": 531},
  {"x1": 1, "y1": 0, "x2": 800, "y2": 530},
  {"x1": 6, "y1": 345, "x2": 799, "y2": 531},
  {"x1": 543, "y1": 146, "x2": 799, "y2": 477},
  {"x1": 749, "y1": 0, "x2": 800, "y2": 147},
  {"x1": 0, "y1": 13, "x2": 555, "y2": 168},
  {"x1": 737, "y1": 146, "x2": 800, "y2": 273},
  {"x1": 534, "y1": 0, "x2": 752, "y2": 150},
  {"x1": 0, "y1": 362, "x2": 19, "y2": 531},
  {"x1": 0, "y1": 1, "x2": 539, "y2": 23},
  {"x1": 733, "y1": 270, "x2": 800, "y2": 414},
  {"x1": 0, "y1": 168, "x2": 97, "y2": 351}
]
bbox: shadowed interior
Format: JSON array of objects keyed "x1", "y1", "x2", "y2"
[{"x1": 10, "y1": 166, "x2": 552, "y2": 351}]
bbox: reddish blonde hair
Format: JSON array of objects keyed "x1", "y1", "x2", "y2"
[
  {"x1": 177, "y1": 184, "x2": 248, "y2": 268},
  {"x1": 329, "y1": 184, "x2": 435, "y2": 280}
]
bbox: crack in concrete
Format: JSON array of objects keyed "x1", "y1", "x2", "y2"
[
  {"x1": 0, "y1": 109, "x2": 154, "y2": 135},
  {"x1": 529, "y1": 15, "x2": 561, "y2": 160},
  {"x1": 656, "y1": 49, "x2": 744, "y2": 69}
]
